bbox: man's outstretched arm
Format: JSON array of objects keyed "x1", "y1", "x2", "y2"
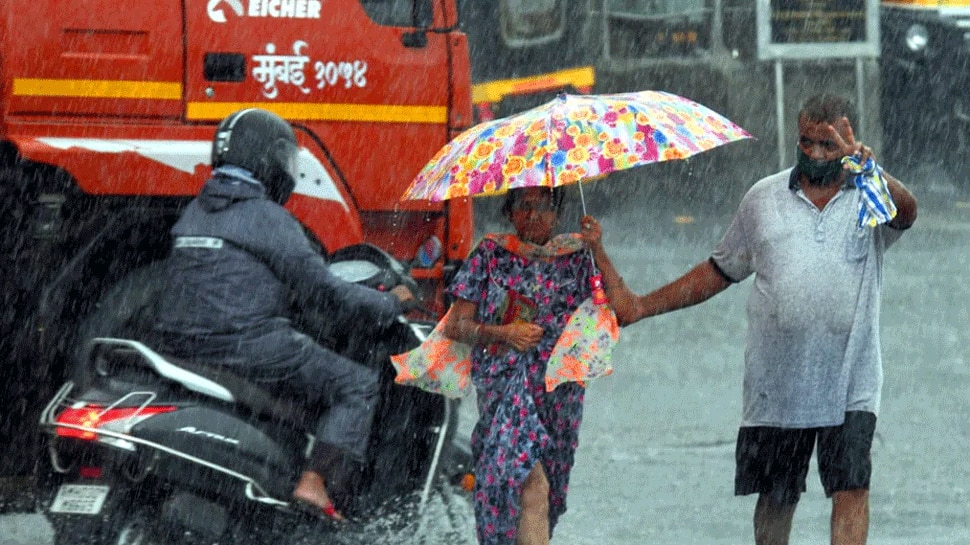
[{"x1": 634, "y1": 258, "x2": 733, "y2": 322}]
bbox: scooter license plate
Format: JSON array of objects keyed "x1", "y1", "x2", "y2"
[{"x1": 49, "y1": 484, "x2": 110, "y2": 515}]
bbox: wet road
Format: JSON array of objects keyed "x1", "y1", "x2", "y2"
[{"x1": 2, "y1": 167, "x2": 968, "y2": 544}]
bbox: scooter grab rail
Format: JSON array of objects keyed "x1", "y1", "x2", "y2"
[{"x1": 40, "y1": 383, "x2": 158, "y2": 430}]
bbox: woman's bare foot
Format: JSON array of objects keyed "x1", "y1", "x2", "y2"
[{"x1": 292, "y1": 470, "x2": 344, "y2": 521}]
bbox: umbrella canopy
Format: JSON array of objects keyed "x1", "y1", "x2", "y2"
[{"x1": 401, "y1": 90, "x2": 753, "y2": 202}]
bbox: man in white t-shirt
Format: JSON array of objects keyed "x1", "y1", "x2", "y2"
[{"x1": 629, "y1": 94, "x2": 918, "y2": 545}]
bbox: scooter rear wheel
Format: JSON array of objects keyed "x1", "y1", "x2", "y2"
[
  {"x1": 112, "y1": 508, "x2": 159, "y2": 545},
  {"x1": 49, "y1": 490, "x2": 161, "y2": 545}
]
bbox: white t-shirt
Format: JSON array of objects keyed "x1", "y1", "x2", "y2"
[{"x1": 712, "y1": 168, "x2": 906, "y2": 428}]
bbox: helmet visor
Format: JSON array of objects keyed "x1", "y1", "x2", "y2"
[{"x1": 272, "y1": 138, "x2": 300, "y2": 182}]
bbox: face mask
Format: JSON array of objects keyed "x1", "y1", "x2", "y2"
[{"x1": 796, "y1": 149, "x2": 843, "y2": 186}]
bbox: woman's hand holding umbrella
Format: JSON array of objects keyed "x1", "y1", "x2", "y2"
[
  {"x1": 578, "y1": 214, "x2": 645, "y2": 325},
  {"x1": 579, "y1": 215, "x2": 604, "y2": 251}
]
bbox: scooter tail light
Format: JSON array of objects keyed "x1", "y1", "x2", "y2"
[{"x1": 55, "y1": 405, "x2": 177, "y2": 440}]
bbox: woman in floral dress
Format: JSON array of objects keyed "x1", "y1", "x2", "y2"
[{"x1": 444, "y1": 187, "x2": 640, "y2": 545}]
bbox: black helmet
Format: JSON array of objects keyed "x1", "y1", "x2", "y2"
[{"x1": 212, "y1": 108, "x2": 299, "y2": 204}]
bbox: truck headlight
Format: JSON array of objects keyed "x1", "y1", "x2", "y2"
[{"x1": 905, "y1": 24, "x2": 929, "y2": 53}]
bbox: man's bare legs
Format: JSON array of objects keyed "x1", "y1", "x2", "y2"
[
  {"x1": 517, "y1": 464, "x2": 550, "y2": 545},
  {"x1": 754, "y1": 494, "x2": 797, "y2": 545},
  {"x1": 831, "y1": 489, "x2": 868, "y2": 545},
  {"x1": 754, "y1": 489, "x2": 869, "y2": 545},
  {"x1": 293, "y1": 470, "x2": 343, "y2": 521}
]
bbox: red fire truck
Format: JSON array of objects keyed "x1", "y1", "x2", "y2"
[{"x1": 0, "y1": 0, "x2": 473, "y2": 477}]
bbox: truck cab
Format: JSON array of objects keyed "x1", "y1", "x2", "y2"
[{"x1": 0, "y1": 0, "x2": 472, "y2": 478}]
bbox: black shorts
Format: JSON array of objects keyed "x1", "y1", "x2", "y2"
[{"x1": 735, "y1": 411, "x2": 876, "y2": 505}]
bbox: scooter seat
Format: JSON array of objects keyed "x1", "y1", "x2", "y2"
[
  {"x1": 89, "y1": 338, "x2": 311, "y2": 428},
  {"x1": 163, "y1": 355, "x2": 311, "y2": 427}
]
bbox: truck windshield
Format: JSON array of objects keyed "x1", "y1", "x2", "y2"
[
  {"x1": 501, "y1": 0, "x2": 565, "y2": 45},
  {"x1": 611, "y1": 0, "x2": 706, "y2": 17},
  {"x1": 359, "y1": 0, "x2": 432, "y2": 27}
]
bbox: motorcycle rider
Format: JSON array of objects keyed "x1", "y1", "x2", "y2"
[{"x1": 153, "y1": 108, "x2": 414, "y2": 521}]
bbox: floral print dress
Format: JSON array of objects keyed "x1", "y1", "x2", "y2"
[{"x1": 448, "y1": 234, "x2": 595, "y2": 545}]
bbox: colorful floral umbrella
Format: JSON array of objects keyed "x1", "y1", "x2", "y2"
[{"x1": 400, "y1": 90, "x2": 753, "y2": 202}]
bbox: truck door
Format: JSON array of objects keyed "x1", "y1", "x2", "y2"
[
  {"x1": 181, "y1": 0, "x2": 452, "y2": 209},
  {"x1": 8, "y1": 0, "x2": 184, "y2": 118}
]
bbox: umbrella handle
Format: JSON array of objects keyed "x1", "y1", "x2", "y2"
[
  {"x1": 589, "y1": 271, "x2": 607, "y2": 305},
  {"x1": 584, "y1": 247, "x2": 606, "y2": 305},
  {"x1": 576, "y1": 182, "x2": 606, "y2": 304}
]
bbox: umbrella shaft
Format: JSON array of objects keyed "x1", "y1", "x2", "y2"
[{"x1": 578, "y1": 180, "x2": 588, "y2": 216}]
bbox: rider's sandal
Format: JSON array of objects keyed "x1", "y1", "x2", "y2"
[
  {"x1": 292, "y1": 499, "x2": 347, "y2": 524},
  {"x1": 321, "y1": 503, "x2": 344, "y2": 522}
]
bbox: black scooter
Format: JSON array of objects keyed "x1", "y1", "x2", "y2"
[{"x1": 37, "y1": 244, "x2": 468, "y2": 545}]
